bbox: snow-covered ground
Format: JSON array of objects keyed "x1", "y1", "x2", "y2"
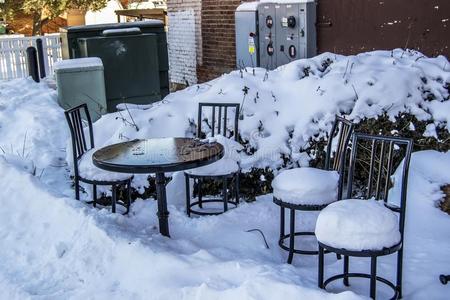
[{"x1": 0, "y1": 49, "x2": 449, "y2": 299}]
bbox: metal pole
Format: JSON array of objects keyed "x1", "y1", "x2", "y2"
[
  {"x1": 36, "y1": 38, "x2": 46, "y2": 78},
  {"x1": 26, "y1": 46, "x2": 39, "y2": 83}
]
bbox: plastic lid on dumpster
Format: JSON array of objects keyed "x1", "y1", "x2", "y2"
[
  {"x1": 54, "y1": 57, "x2": 104, "y2": 73},
  {"x1": 60, "y1": 20, "x2": 164, "y2": 33}
]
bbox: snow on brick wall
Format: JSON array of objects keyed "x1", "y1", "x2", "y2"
[{"x1": 168, "y1": 9, "x2": 198, "y2": 85}]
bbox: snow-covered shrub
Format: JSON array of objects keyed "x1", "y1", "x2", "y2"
[{"x1": 87, "y1": 49, "x2": 449, "y2": 199}]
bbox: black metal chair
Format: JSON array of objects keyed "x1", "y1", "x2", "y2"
[
  {"x1": 184, "y1": 103, "x2": 241, "y2": 216},
  {"x1": 65, "y1": 103, "x2": 133, "y2": 214},
  {"x1": 272, "y1": 116, "x2": 354, "y2": 264},
  {"x1": 317, "y1": 133, "x2": 413, "y2": 299}
]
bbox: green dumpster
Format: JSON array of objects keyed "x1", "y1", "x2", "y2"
[
  {"x1": 59, "y1": 21, "x2": 169, "y2": 108},
  {"x1": 78, "y1": 29, "x2": 161, "y2": 112}
]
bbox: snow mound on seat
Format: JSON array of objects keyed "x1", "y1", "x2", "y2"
[
  {"x1": 185, "y1": 157, "x2": 239, "y2": 176},
  {"x1": 315, "y1": 199, "x2": 401, "y2": 251},
  {"x1": 78, "y1": 148, "x2": 133, "y2": 181},
  {"x1": 272, "y1": 168, "x2": 339, "y2": 205},
  {"x1": 185, "y1": 135, "x2": 243, "y2": 176}
]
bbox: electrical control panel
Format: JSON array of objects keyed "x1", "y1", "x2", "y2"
[{"x1": 236, "y1": 1, "x2": 316, "y2": 70}]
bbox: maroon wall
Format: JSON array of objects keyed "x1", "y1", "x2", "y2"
[{"x1": 317, "y1": 0, "x2": 450, "y2": 57}]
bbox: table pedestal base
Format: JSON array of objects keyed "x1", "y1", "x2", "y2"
[{"x1": 155, "y1": 172, "x2": 170, "y2": 237}]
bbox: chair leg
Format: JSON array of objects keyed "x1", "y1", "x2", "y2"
[
  {"x1": 318, "y1": 244, "x2": 324, "y2": 288},
  {"x1": 370, "y1": 256, "x2": 377, "y2": 299},
  {"x1": 397, "y1": 249, "x2": 403, "y2": 299},
  {"x1": 111, "y1": 184, "x2": 117, "y2": 213},
  {"x1": 185, "y1": 174, "x2": 191, "y2": 217},
  {"x1": 75, "y1": 177, "x2": 80, "y2": 200},
  {"x1": 92, "y1": 184, "x2": 97, "y2": 207},
  {"x1": 198, "y1": 179, "x2": 203, "y2": 209},
  {"x1": 287, "y1": 208, "x2": 295, "y2": 264},
  {"x1": 223, "y1": 177, "x2": 228, "y2": 212},
  {"x1": 280, "y1": 206, "x2": 285, "y2": 242},
  {"x1": 125, "y1": 180, "x2": 131, "y2": 215},
  {"x1": 344, "y1": 255, "x2": 350, "y2": 286},
  {"x1": 235, "y1": 172, "x2": 240, "y2": 204}
]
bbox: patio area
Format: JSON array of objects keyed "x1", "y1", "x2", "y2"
[{"x1": 0, "y1": 49, "x2": 449, "y2": 299}]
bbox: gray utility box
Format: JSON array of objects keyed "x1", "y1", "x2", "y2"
[
  {"x1": 54, "y1": 57, "x2": 107, "y2": 121},
  {"x1": 78, "y1": 30, "x2": 160, "y2": 112},
  {"x1": 60, "y1": 21, "x2": 169, "y2": 110},
  {"x1": 235, "y1": 2, "x2": 259, "y2": 68},
  {"x1": 236, "y1": 0, "x2": 316, "y2": 70}
]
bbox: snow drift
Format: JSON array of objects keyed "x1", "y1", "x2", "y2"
[
  {"x1": 91, "y1": 49, "x2": 449, "y2": 173},
  {"x1": 0, "y1": 49, "x2": 449, "y2": 299}
]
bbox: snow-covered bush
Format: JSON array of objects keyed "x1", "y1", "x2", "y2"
[{"x1": 91, "y1": 49, "x2": 449, "y2": 199}]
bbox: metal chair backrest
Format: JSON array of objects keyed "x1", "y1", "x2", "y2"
[
  {"x1": 197, "y1": 103, "x2": 240, "y2": 141},
  {"x1": 324, "y1": 116, "x2": 354, "y2": 172},
  {"x1": 346, "y1": 133, "x2": 413, "y2": 240},
  {"x1": 323, "y1": 116, "x2": 354, "y2": 200},
  {"x1": 64, "y1": 103, "x2": 95, "y2": 177}
]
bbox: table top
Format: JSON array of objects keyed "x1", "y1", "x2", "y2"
[{"x1": 92, "y1": 137, "x2": 224, "y2": 174}]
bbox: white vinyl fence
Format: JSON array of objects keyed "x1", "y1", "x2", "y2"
[{"x1": 0, "y1": 34, "x2": 62, "y2": 80}]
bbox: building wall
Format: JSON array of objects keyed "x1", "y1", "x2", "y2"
[
  {"x1": 316, "y1": 0, "x2": 450, "y2": 58},
  {"x1": 168, "y1": 0, "x2": 449, "y2": 86},
  {"x1": 85, "y1": 0, "x2": 126, "y2": 25},
  {"x1": 197, "y1": 0, "x2": 243, "y2": 82},
  {"x1": 7, "y1": 13, "x2": 67, "y2": 36},
  {"x1": 66, "y1": 9, "x2": 86, "y2": 27},
  {"x1": 167, "y1": 0, "x2": 202, "y2": 86}
]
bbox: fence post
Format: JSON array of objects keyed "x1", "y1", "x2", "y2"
[
  {"x1": 36, "y1": 38, "x2": 46, "y2": 78},
  {"x1": 26, "y1": 46, "x2": 39, "y2": 83}
]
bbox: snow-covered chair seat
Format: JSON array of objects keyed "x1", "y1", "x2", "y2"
[
  {"x1": 272, "y1": 167, "x2": 339, "y2": 206},
  {"x1": 185, "y1": 157, "x2": 239, "y2": 176},
  {"x1": 78, "y1": 148, "x2": 133, "y2": 182},
  {"x1": 185, "y1": 135, "x2": 242, "y2": 177},
  {"x1": 315, "y1": 199, "x2": 401, "y2": 251}
]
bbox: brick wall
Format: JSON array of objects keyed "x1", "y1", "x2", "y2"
[
  {"x1": 197, "y1": 0, "x2": 244, "y2": 82},
  {"x1": 167, "y1": 0, "x2": 202, "y2": 86},
  {"x1": 168, "y1": 0, "x2": 252, "y2": 85},
  {"x1": 168, "y1": 9, "x2": 198, "y2": 85}
]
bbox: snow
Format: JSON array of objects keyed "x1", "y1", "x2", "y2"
[
  {"x1": 0, "y1": 50, "x2": 449, "y2": 299},
  {"x1": 0, "y1": 155, "x2": 362, "y2": 300},
  {"x1": 315, "y1": 199, "x2": 401, "y2": 251},
  {"x1": 272, "y1": 168, "x2": 339, "y2": 205},
  {"x1": 102, "y1": 27, "x2": 141, "y2": 36},
  {"x1": 53, "y1": 57, "x2": 104, "y2": 71},
  {"x1": 186, "y1": 135, "x2": 243, "y2": 176},
  {"x1": 236, "y1": 2, "x2": 259, "y2": 11},
  {"x1": 237, "y1": 0, "x2": 316, "y2": 11},
  {"x1": 185, "y1": 157, "x2": 239, "y2": 176},
  {"x1": 78, "y1": 49, "x2": 449, "y2": 172},
  {"x1": 77, "y1": 148, "x2": 133, "y2": 181}
]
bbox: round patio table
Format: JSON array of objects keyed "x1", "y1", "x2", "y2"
[{"x1": 92, "y1": 137, "x2": 224, "y2": 237}]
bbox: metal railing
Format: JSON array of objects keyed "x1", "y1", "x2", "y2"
[{"x1": 0, "y1": 34, "x2": 62, "y2": 80}]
